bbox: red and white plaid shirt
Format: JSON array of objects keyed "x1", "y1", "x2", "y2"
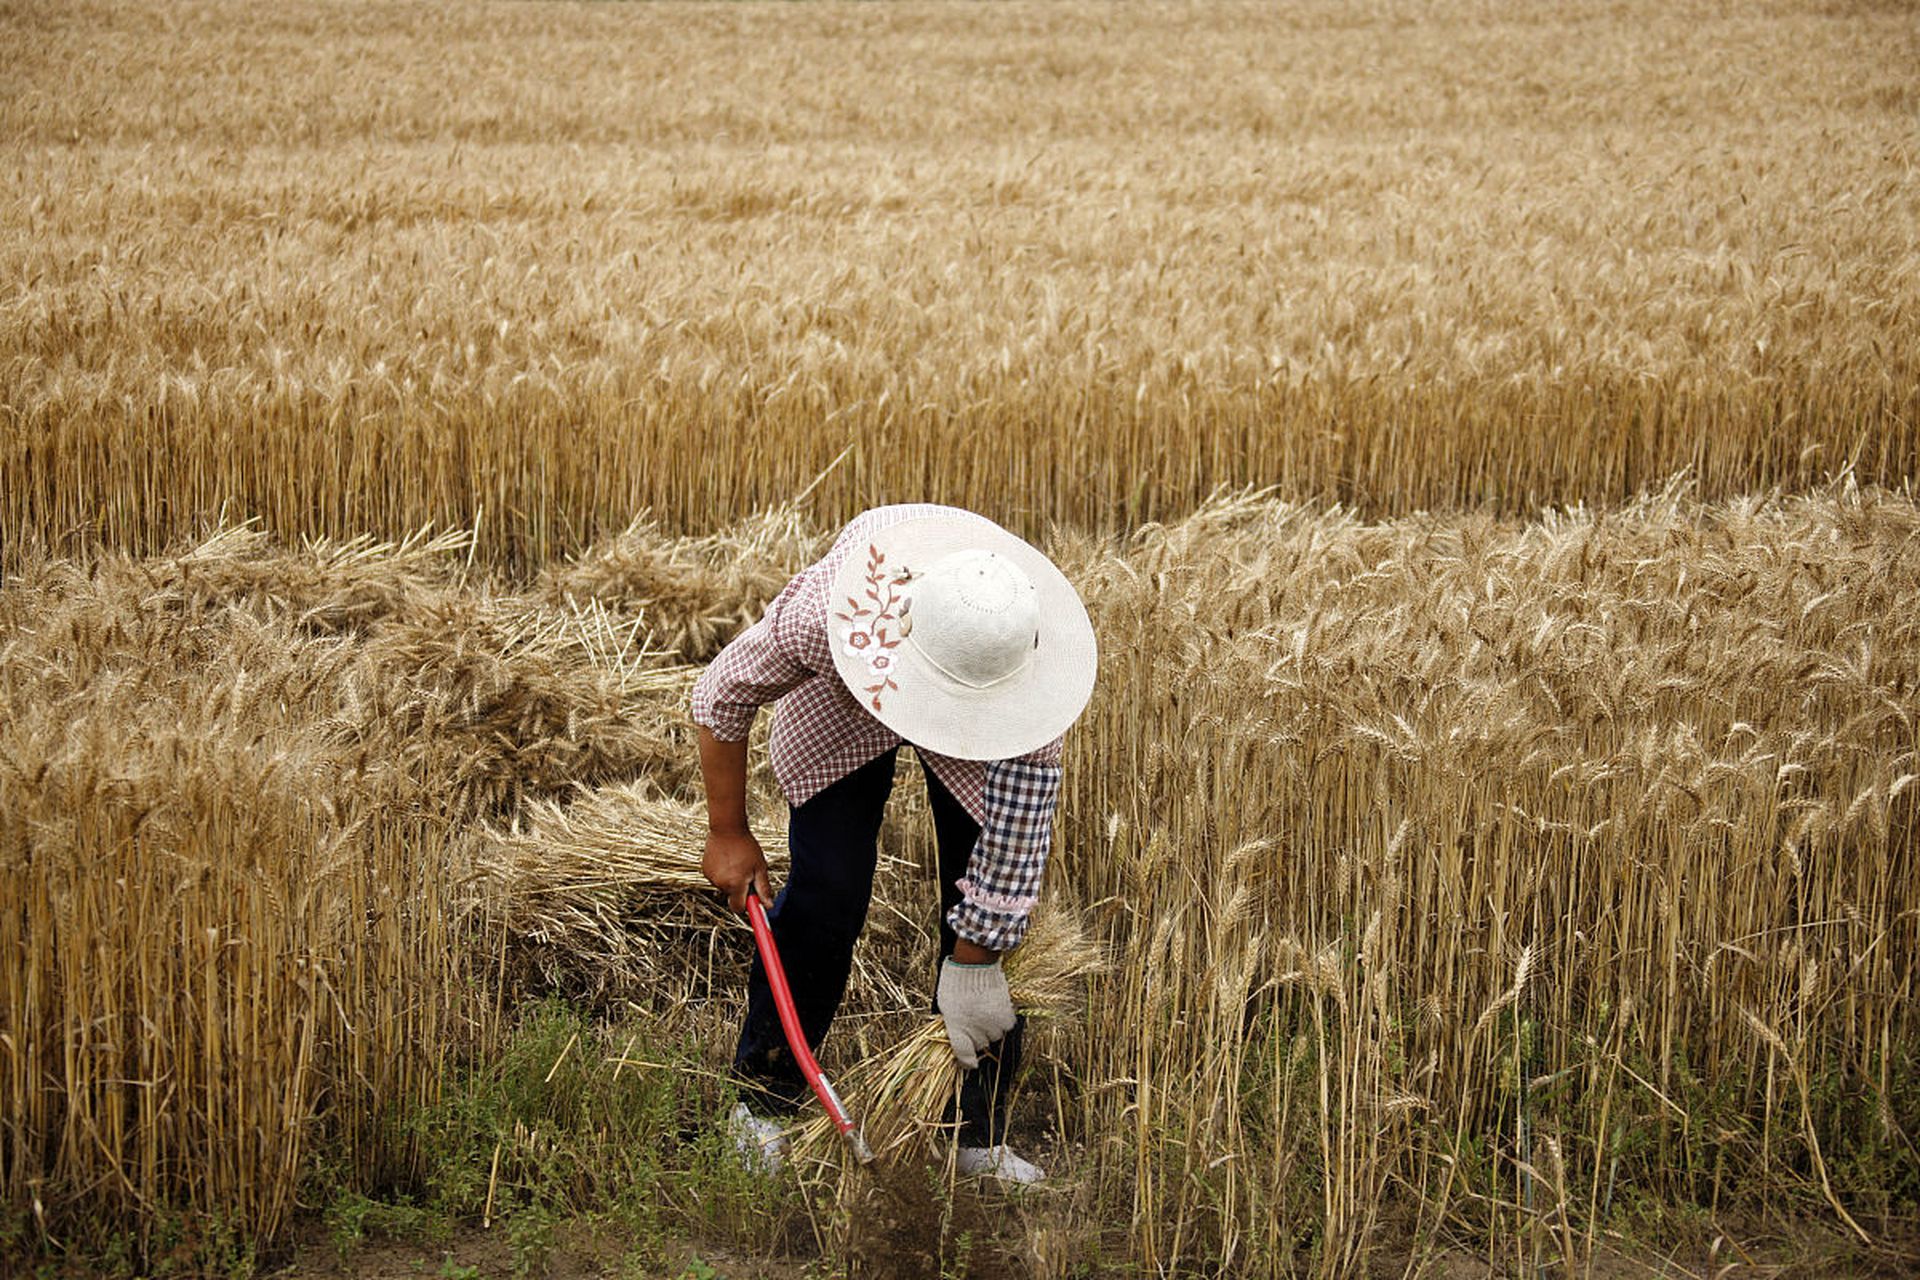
[{"x1": 690, "y1": 504, "x2": 1064, "y2": 948}]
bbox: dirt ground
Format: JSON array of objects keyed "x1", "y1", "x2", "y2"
[
  {"x1": 264, "y1": 1215, "x2": 1915, "y2": 1280},
  {"x1": 267, "y1": 1218, "x2": 811, "y2": 1280}
]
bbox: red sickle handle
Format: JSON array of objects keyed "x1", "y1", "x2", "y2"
[{"x1": 745, "y1": 891, "x2": 873, "y2": 1162}]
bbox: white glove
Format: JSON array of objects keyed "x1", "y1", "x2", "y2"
[{"x1": 936, "y1": 958, "x2": 1017, "y2": 1069}]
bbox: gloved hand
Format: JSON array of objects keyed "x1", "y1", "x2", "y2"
[{"x1": 936, "y1": 957, "x2": 1017, "y2": 1069}]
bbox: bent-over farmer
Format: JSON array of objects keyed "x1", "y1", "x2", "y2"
[{"x1": 690, "y1": 503, "x2": 1097, "y2": 1184}]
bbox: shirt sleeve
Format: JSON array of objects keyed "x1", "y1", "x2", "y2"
[
  {"x1": 1016, "y1": 735, "x2": 1064, "y2": 766},
  {"x1": 947, "y1": 758, "x2": 1062, "y2": 951},
  {"x1": 688, "y1": 569, "x2": 819, "y2": 741}
]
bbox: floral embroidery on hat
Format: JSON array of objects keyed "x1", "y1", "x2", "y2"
[
  {"x1": 832, "y1": 544, "x2": 909, "y2": 712},
  {"x1": 842, "y1": 624, "x2": 877, "y2": 658}
]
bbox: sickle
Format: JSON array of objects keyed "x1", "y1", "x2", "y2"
[{"x1": 745, "y1": 889, "x2": 874, "y2": 1164}]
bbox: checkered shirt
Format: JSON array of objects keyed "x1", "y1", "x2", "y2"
[{"x1": 690, "y1": 504, "x2": 1064, "y2": 950}]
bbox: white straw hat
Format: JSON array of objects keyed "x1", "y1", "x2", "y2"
[{"x1": 827, "y1": 512, "x2": 1097, "y2": 761}]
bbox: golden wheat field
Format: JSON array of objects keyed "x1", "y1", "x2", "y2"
[
  {"x1": 4, "y1": 0, "x2": 1918, "y2": 562},
  {"x1": 3, "y1": 0, "x2": 1918, "y2": 1277}
]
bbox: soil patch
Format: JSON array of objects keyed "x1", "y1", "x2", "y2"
[{"x1": 267, "y1": 1218, "x2": 811, "y2": 1280}]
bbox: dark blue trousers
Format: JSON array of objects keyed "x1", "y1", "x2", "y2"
[{"x1": 732, "y1": 748, "x2": 1025, "y2": 1148}]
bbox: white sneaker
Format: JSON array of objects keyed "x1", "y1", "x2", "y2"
[
  {"x1": 955, "y1": 1144, "x2": 1046, "y2": 1185},
  {"x1": 728, "y1": 1101, "x2": 788, "y2": 1176}
]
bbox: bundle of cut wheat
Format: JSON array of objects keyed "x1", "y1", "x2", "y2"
[
  {"x1": 786, "y1": 899, "x2": 1108, "y2": 1174},
  {"x1": 541, "y1": 506, "x2": 820, "y2": 662},
  {"x1": 152, "y1": 523, "x2": 473, "y2": 635},
  {"x1": 476, "y1": 784, "x2": 790, "y2": 997},
  {"x1": 357, "y1": 594, "x2": 698, "y2": 813}
]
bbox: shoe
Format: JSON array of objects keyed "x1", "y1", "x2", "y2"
[
  {"x1": 956, "y1": 1144, "x2": 1046, "y2": 1185},
  {"x1": 728, "y1": 1101, "x2": 787, "y2": 1176}
]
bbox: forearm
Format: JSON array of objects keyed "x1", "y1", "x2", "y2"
[
  {"x1": 698, "y1": 727, "x2": 751, "y2": 834},
  {"x1": 951, "y1": 937, "x2": 999, "y2": 964},
  {"x1": 697, "y1": 727, "x2": 769, "y2": 911}
]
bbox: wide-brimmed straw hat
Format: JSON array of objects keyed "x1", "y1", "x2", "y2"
[{"x1": 827, "y1": 511, "x2": 1097, "y2": 761}]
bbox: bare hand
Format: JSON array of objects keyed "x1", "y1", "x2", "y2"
[{"x1": 703, "y1": 827, "x2": 772, "y2": 914}]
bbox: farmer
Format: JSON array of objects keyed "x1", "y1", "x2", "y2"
[{"x1": 690, "y1": 503, "x2": 1097, "y2": 1185}]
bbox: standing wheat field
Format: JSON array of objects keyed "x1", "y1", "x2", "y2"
[
  {"x1": 2, "y1": 1, "x2": 1916, "y2": 1277},
  {"x1": 2, "y1": 0, "x2": 1916, "y2": 562}
]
